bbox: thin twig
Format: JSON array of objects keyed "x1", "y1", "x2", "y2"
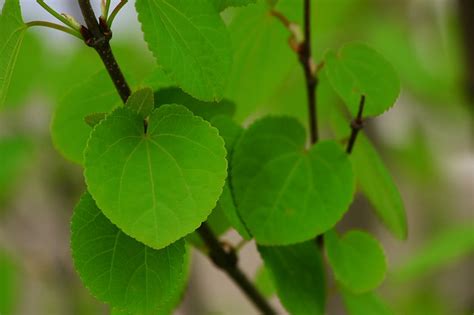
[
  {"x1": 346, "y1": 95, "x2": 366, "y2": 154},
  {"x1": 36, "y1": 0, "x2": 81, "y2": 31},
  {"x1": 197, "y1": 223, "x2": 277, "y2": 315},
  {"x1": 107, "y1": 0, "x2": 128, "y2": 27},
  {"x1": 26, "y1": 21, "x2": 82, "y2": 39}
]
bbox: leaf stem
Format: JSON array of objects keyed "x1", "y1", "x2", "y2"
[
  {"x1": 26, "y1": 21, "x2": 82, "y2": 39},
  {"x1": 36, "y1": 0, "x2": 81, "y2": 31},
  {"x1": 197, "y1": 223, "x2": 277, "y2": 315},
  {"x1": 346, "y1": 95, "x2": 366, "y2": 154},
  {"x1": 107, "y1": 0, "x2": 128, "y2": 27}
]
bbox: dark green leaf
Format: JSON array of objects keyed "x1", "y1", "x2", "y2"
[
  {"x1": 0, "y1": 249, "x2": 20, "y2": 315},
  {"x1": 212, "y1": 0, "x2": 256, "y2": 11},
  {"x1": 126, "y1": 88, "x2": 154, "y2": 118},
  {"x1": 84, "y1": 113, "x2": 107, "y2": 128},
  {"x1": 341, "y1": 290, "x2": 395, "y2": 315}
]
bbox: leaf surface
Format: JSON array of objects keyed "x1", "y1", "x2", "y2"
[
  {"x1": 0, "y1": 250, "x2": 20, "y2": 315},
  {"x1": 126, "y1": 88, "x2": 154, "y2": 118},
  {"x1": 212, "y1": 0, "x2": 256, "y2": 11},
  {"x1": 71, "y1": 192, "x2": 187, "y2": 314},
  {"x1": 341, "y1": 290, "x2": 394, "y2": 315},
  {"x1": 84, "y1": 105, "x2": 227, "y2": 249},
  {"x1": 136, "y1": 0, "x2": 232, "y2": 101},
  {"x1": 232, "y1": 117, "x2": 355, "y2": 245},
  {"x1": 325, "y1": 42, "x2": 400, "y2": 117},
  {"x1": 325, "y1": 229, "x2": 386, "y2": 293},
  {"x1": 0, "y1": 0, "x2": 27, "y2": 107},
  {"x1": 259, "y1": 242, "x2": 325, "y2": 315}
]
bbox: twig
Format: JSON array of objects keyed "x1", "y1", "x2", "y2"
[
  {"x1": 26, "y1": 21, "x2": 82, "y2": 39},
  {"x1": 197, "y1": 223, "x2": 276, "y2": 315},
  {"x1": 107, "y1": 0, "x2": 128, "y2": 27},
  {"x1": 36, "y1": 0, "x2": 81, "y2": 31},
  {"x1": 346, "y1": 95, "x2": 366, "y2": 154}
]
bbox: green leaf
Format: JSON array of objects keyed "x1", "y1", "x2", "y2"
[
  {"x1": 0, "y1": 250, "x2": 20, "y2": 315},
  {"x1": 232, "y1": 117, "x2": 355, "y2": 245},
  {"x1": 84, "y1": 113, "x2": 107, "y2": 128},
  {"x1": 259, "y1": 242, "x2": 325, "y2": 315},
  {"x1": 186, "y1": 204, "x2": 231, "y2": 249},
  {"x1": 391, "y1": 224, "x2": 474, "y2": 281},
  {"x1": 71, "y1": 192, "x2": 187, "y2": 315},
  {"x1": 325, "y1": 229, "x2": 387, "y2": 293},
  {"x1": 254, "y1": 266, "x2": 275, "y2": 298},
  {"x1": 210, "y1": 115, "x2": 251, "y2": 239},
  {"x1": 341, "y1": 290, "x2": 395, "y2": 315},
  {"x1": 84, "y1": 105, "x2": 227, "y2": 249},
  {"x1": 324, "y1": 42, "x2": 400, "y2": 117},
  {"x1": 351, "y1": 135, "x2": 407, "y2": 239},
  {"x1": 154, "y1": 87, "x2": 235, "y2": 120},
  {"x1": 135, "y1": 0, "x2": 232, "y2": 101},
  {"x1": 51, "y1": 70, "x2": 121, "y2": 164},
  {"x1": 0, "y1": 136, "x2": 33, "y2": 206},
  {"x1": 126, "y1": 88, "x2": 154, "y2": 119},
  {"x1": 212, "y1": 0, "x2": 256, "y2": 11},
  {"x1": 0, "y1": 0, "x2": 27, "y2": 108}
]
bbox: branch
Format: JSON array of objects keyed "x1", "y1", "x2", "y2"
[
  {"x1": 197, "y1": 223, "x2": 277, "y2": 315},
  {"x1": 77, "y1": 0, "x2": 131, "y2": 102},
  {"x1": 346, "y1": 95, "x2": 366, "y2": 154}
]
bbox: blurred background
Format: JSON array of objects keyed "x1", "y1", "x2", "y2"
[{"x1": 0, "y1": 0, "x2": 472, "y2": 314}]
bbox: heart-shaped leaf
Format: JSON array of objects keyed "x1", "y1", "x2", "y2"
[
  {"x1": 135, "y1": 0, "x2": 232, "y2": 101},
  {"x1": 232, "y1": 116, "x2": 355, "y2": 245},
  {"x1": 324, "y1": 42, "x2": 400, "y2": 117},
  {"x1": 126, "y1": 87, "x2": 154, "y2": 118},
  {"x1": 325, "y1": 229, "x2": 387, "y2": 293},
  {"x1": 0, "y1": 0, "x2": 27, "y2": 107},
  {"x1": 84, "y1": 105, "x2": 227, "y2": 249},
  {"x1": 71, "y1": 192, "x2": 187, "y2": 314}
]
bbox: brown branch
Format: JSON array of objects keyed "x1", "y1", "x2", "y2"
[
  {"x1": 346, "y1": 95, "x2": 366, "y2": 154},
  {"x1": 197, "y1": 223, "x2": 277, "y2": 315}
]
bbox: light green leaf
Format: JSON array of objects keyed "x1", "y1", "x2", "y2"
[
  {"x1": 341, "y1": 290, "x2": 395, "y2": 315},
  {"x1": 84, "y1": 113, "x2": 107, "y2": 128},
  {"x1": 51, "y1": 70, "x2": 121, "y2": 164},
  {"x1": 324, "y1": 42, "x2": 400, "y2": 117},
  {"x1": 351, "y1": 135, "x2": 407, "y2": 239},
  {"x1": 232, "y1": 117, "x2": 355, "y2": 245},
  {"x1": 0, "y1": 250, "x2": 20, "y2": 315},
  {"x1": 210, "y1": 115, "x2": 251, "y2": 239},
  {"x1": 259, "y1": 242, "x2": 325, "y2": 315},
  {"x1": 391, "y1": 224, "x2": 474, "y2": 281},
  {"x1": 71, "y1": 192, "x2": 187, "y2": 315},
  {"x1": 84, "y1": 105, "x2": 227, "y2": 249},
  {"x1": 135, "y1": 0, "x2": 232, "y2": 101},
  {"x1": 154, "y1": 87, "x2": 235, "y2": 120},
  {"x1": 0, "y1": 0, "x2": 27, "y2": 108},
  {"x1": 126, "y1": 88, "x2": 154, "y2": 119},
  {"x1": 325, "y1": 229, "x2": 387, "y2": 293},
  {"x1": 254, "y1": 265, "x2": 275, "y2": 298},
  {"x1": 212, "y1": 0, "x2": 256, "y2": 11}
]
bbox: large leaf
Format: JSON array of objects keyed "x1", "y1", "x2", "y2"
[
  {"x1": 341, "y1": 290, "x2": 395, "y2": 315},
  {"x1": 71, "y1": 192, "x2": 187, "y2": 315},
  {"x1": 0, "y1": 250, "x2": 20, "y2": 315},
  {"x1": 324, "y1": 42, "x2": 400, "y2": 117},
  {"x1": 351, "y1": 135, "x2": 407, "y2": 239},
  {"x1": 84, "y1": 105, "x2": 227, "y2": 249},
  {"x1": 51, "y1": 70, "x2": 121, "y2": 164},
  {"x1": 135, "y1": 0, "x2": 232, "y2": 101},
  {"x1": 0, "y1": 0, "x2": 27, "y2": 107},
  {"x1": 259, "y1": 242, "x2": 325, "y2": 315},
  {"x1": 212, "y1": 0, "x2": 256, "y2": 11},
  {"x1": 325, "y1": 229, "x2": 387, "y2": 293},
  {"x1": 232, "y1": 117, "x2": 355, "y2": 245}
]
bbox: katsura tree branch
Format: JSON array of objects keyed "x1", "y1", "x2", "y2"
[
  {"x1": 197, "y1": 223, "x2": 277, "y2": 315},
  {"x1": 346, "y1": 95, "x2": 366, "y2": 154},
  {"x1": 77, "y1": 2, "x2": 274, "y2": 314}
]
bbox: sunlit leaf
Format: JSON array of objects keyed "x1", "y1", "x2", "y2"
[
  {"x1": 84, "y1": 105, "x2": 227, "y2": 249},
  {"x1": 71, "y1": 192, "x2": 187, "y2": 315},
  {"x1": 136, "y1": 0, "x2": 232, "y2": 101},
  {"x1": 232, "y1": 117, "x2": 355, "y2": 245}
]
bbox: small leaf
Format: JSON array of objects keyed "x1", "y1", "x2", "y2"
[
  {"x1": 136, "y1": 0, "x2": 232, "y2": 101},
  {"x1": 212, "y1": 0, "x2": 256, "y2": 11},
  {"x1": 341, "y1": 290, "x2": 395, "y2": 315},
  {"x1": 84, "y1": 105, "x2": 227, "y2": 249},
  {"x1": 232, "y1": 117, "x2": 355, "y2": 245},
  {"x1": 51, "y1": 70, "x2": 121, "y2": 164},
  {"x1": 84, "y1": 113, "x2": 107, "y2": 128},
  {"x1": 0, "y1": 249, "x2": 20, "y2": 315},
  {"x1": 0, "y1": 0, "x2": 27, "y2": 107},
  {"x1": 324, "y1": 42, "x2": 400, "y2": 117},
  {"x1": 254, "y1": 266, "x2": 275, "y2": 298},
  {"x1": 71, "y1": 192, "x2": 187, "y2": 315},
  {"x1": 259, "y1": 242, "x2": 325, "y2": 315},
  {"x1": 154, "y1": 87, "x2": 235, "y2": 121},
  {"x1": 325, "y1": 229, "x2": 387, "y2": 293},
  {"x1": 126, "y1": 88, "x2": 154, "y2": 118}
]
